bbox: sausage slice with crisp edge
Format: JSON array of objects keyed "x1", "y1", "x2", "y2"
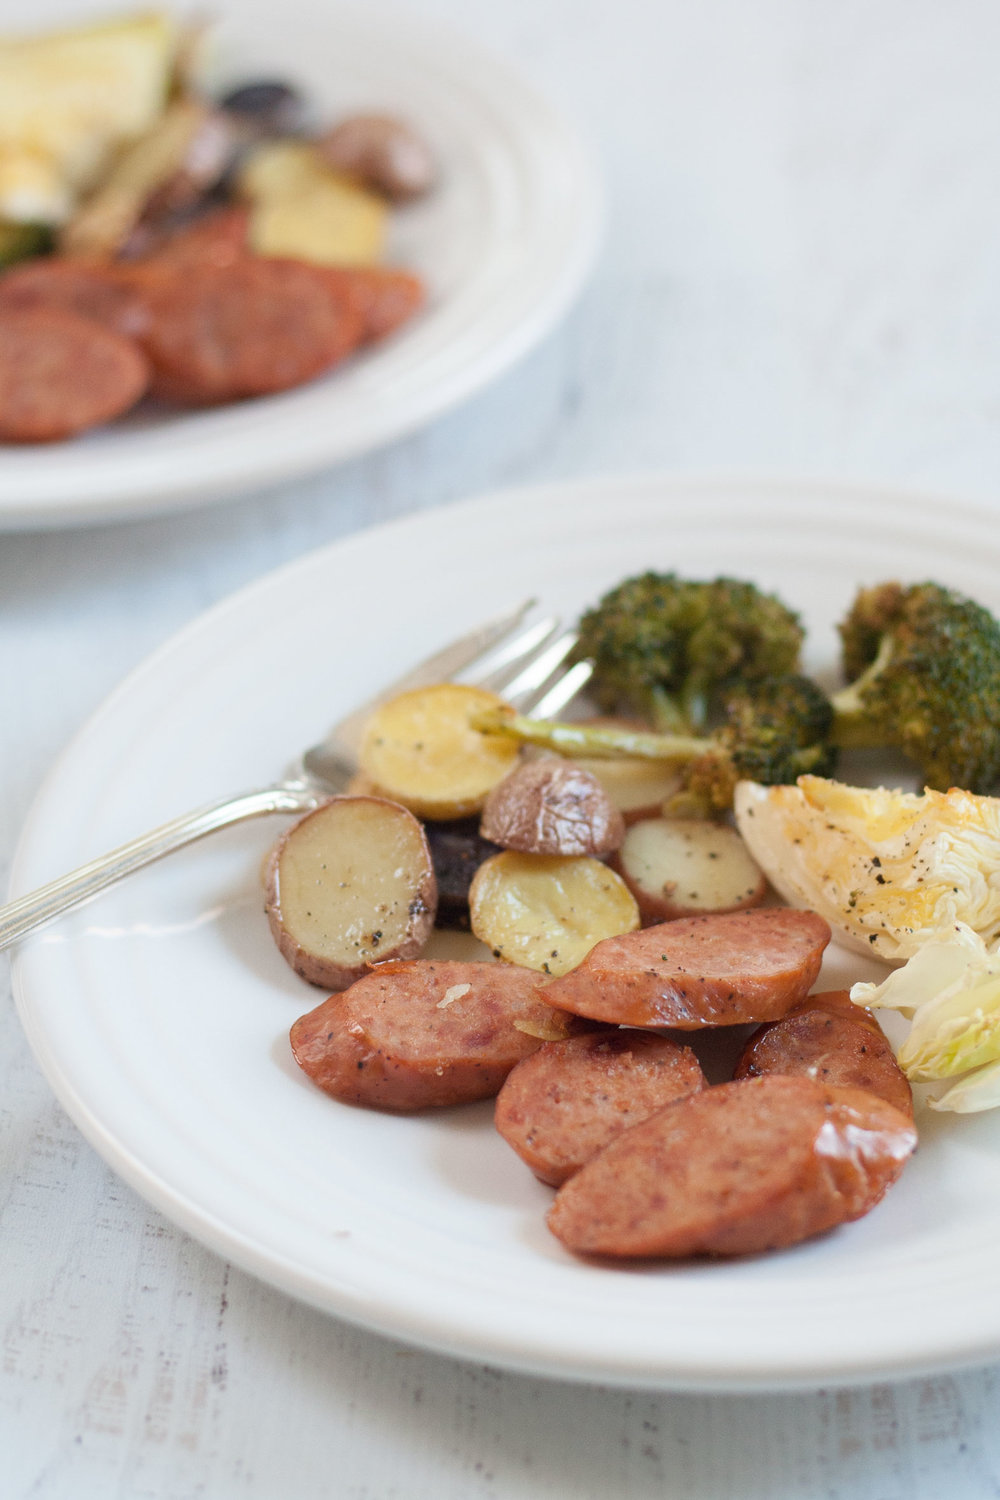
[
  {"x1": 539, "y1": 907, "x2": 831, "y2": 1028},
  {"x1": 547, "y1": 1075, "x2": 917, "y2": 1259},
  {"x1": 495, "y1": 1030, "x2": 706, "y2": 1185},
  {"x1": 733, "y1": 989, "x2": 913, "y2": 1117}
]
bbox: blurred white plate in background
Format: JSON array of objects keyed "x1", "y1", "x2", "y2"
[{"x1": 0, "y1": 1, "x2": 601, "y2": 528}]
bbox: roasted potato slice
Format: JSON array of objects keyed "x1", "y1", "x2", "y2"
[
  {"x1": 612, "y1": 817, "x2": 766, "y2": 923},
  {"x1": 359, "y1": 684, "x2": 521, "y2": 820},
  {"x1": 469, "y1": 850, "x2": 640, "y2": 976},
  {"x1": 480, "y1": 757, "x2": 625, "y2": 857},
  {"x1": 238, "y1": 139, "x2": 387, "y2": 266},
  {"x1": 265, "y1": 794, "x2": 436, "y2": 989}
]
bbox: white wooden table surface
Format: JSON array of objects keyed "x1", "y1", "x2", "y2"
[{"x1": 5, "y1": 0, "x2": 1000, "y2": 1495}]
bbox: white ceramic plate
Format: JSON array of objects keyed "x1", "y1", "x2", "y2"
[
  {"x1": 12, "y1": 475, "x2": 1000, "y2": 1391},
  {"x1": 0, "y1": 2, "x2": 601, "y2": 529}
]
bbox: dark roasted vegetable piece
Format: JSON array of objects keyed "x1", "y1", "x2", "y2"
[
  {"x1": 832, "y1": 581, "x2": 1000, "y2": 793},
  {"x1": 218, "y1": 80, "x2": 307, "y2": 136},
  {"x1": 572, "y1": 572, "x2": 804, "y2": 733},
  {"x1": 423, "y1": 817, "x2": 501, "y2": 929}
]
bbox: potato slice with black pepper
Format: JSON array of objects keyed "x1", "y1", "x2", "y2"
[
  {"x1": 612, "y1": 817, "x2": 766, "y2": 923},
  {"x1": 469, "y1": 850, "x2": 640, "y2": 976},
  {"x1": 265, "y1": 795, "x2": 436, "y2": 989},
  {"x1": 359, "y1": 684, "x2": 521, "y2": 820}
]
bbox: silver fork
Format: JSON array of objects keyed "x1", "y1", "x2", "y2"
[{"x1": 0, "y1": 603, "x2": 589, "y2": 951}]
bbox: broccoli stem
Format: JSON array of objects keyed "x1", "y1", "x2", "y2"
[
  {"x1": 648, "y1": 684, "x2": 697, "y2": 734},
  {"x1": 830, "y1": 633, "x2": 895, "y2": 748},
  {"x1": 471, "y1": 710, "x2": 710, "y2": 762}
]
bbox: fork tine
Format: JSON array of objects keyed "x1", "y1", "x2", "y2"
[
  {"x1": 502, "y1": 628, "x2": 581, "y2": 709},
  {"x1": 522, "y1": 658, "x2": 594, "y2": 718},
  {"x1": 465, "y1": 615, "x2": 563, "y2": 694}
]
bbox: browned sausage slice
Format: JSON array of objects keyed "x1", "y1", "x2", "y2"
[
  {"x1": 786, "y1": 986, "x2": 884, "y2": 1033},
  {"x1": 124, "y1": 206, "x2": 251, "y2": 270},
  {"x1": 290, "y1": 959, "x2": 580, "y2": 1112},
  {"x1": 539, "y1": 908, "x2": 831, "y2": 1028},
  {"x1": 495, "y1": 1030, "x2": 705, "y2": 1185},
  {"x1": 320, "y1": 266, "x2": 424, "y2": 343},
  {"x1": 733, "y1": 989, "x2": 913, "y2": 1116},
  {"x1": 547, "y1": 1075, "x2": 917, "y2": 1259},
  {"x1": 0, "y1": 307, "x2": 148, "y2": 442},
  {"x1": 0, "y1": 258, "x2": 149, "y2": 337},
  {"x1": 139, "y1": 257, "x2": 363, "y2": 403}
]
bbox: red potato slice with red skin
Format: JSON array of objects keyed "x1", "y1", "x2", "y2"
[
  {"x1": 569, "y1": 717, "x2": 685, "y2": 825},
  {"x1": 734, "y1": 989, "x2": 914, "y2": 1117},
  {"x1": 547, "y1": 1075, "x2": 917, "y2": 1259},
  {"x1": 265, "y1": 795, "x2": 436, "y2": 990},
  {"x1": 289, "y1": 959, "x2": 580, "y2": 1110},
  {"x1": 480, "y1": 758, "x2": 625, "y2": 858},
  {"x1": 539, "y1": 907, "x2": 831, "y2": 1028},
  {"x1": 495, "y1": 1030, "x2": 706, "y2": 1185},
  {"x1": 612, "y1": 816, "x2": 766, "y2": 922}
]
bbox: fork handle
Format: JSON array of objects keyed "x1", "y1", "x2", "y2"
[{"x1": 0, "y1": 783, "x2": 324, "y2": 951}]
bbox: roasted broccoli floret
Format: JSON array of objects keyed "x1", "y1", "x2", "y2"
[
  {"x1": 832, "y1": 581, "x2": 1000, "y2": 793},
  {"x1": 572, "y1": 572, "x2": 805, "y2": 733},
  {"x1": 473, "y1": 674, "x2": 836, "y2": 814},
  {"x1": 681, "y1": 675, "x2": 838, "y2": 812}
]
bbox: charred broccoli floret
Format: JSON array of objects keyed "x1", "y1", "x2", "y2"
[
  {"x1": 572, "y1": 572, "x2": 805, "y2": 733},
  {"x1": 472, "y1": 674, "x2": 836, "y2": 814},
  {"x1": 832, "y1": 581, "x2": 1000, "y2": 793}
]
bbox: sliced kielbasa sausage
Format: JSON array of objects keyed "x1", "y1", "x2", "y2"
[
  {"x1": 547, "y1": 1075, "x2": 917, "y2": 1259},
  {"x1": 289, "y1": 959, "x2": 582, "y2": 1112},
  {"x1": 123, "y1": 206, "x2": 251, "y2": 270},
  {"x1": 733, "y1": 989, "x2": 913, "y2": 1117},
  {"x1": 0, "y1": 307, "x2": 148, "y2": 442},
  {"x1": 0, "y1": 257, "x2": 149, "y2": 337},
  {"x1": 539, "y1": 907, "x2": 831, "y2": 1028},
  {"x1": 495, "y1": 1029, "x2": 706, "y2": 1186},
  {"x1": 319, "y1": 265, "x2": 424, "y2": 343},
  {"x1": 138, "y1": 256, "x2": 364, "y2": 403}
]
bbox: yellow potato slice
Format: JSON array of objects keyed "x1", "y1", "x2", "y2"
[
  {"x1": 236, "y1": 140, "x2": 321, "y2": 200},
  {"x1": 239, "y1": 140, "x2": 387, "y2": 266},
  {"x1": 265, "y1": 795, "x2": 437, "y2": 989},
  {"x1": 360, "y1": 684, "x2": 521, "y2": 820},
  {"x1": 469, "y1": 851, "x2": 640, "y2": 976}
]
